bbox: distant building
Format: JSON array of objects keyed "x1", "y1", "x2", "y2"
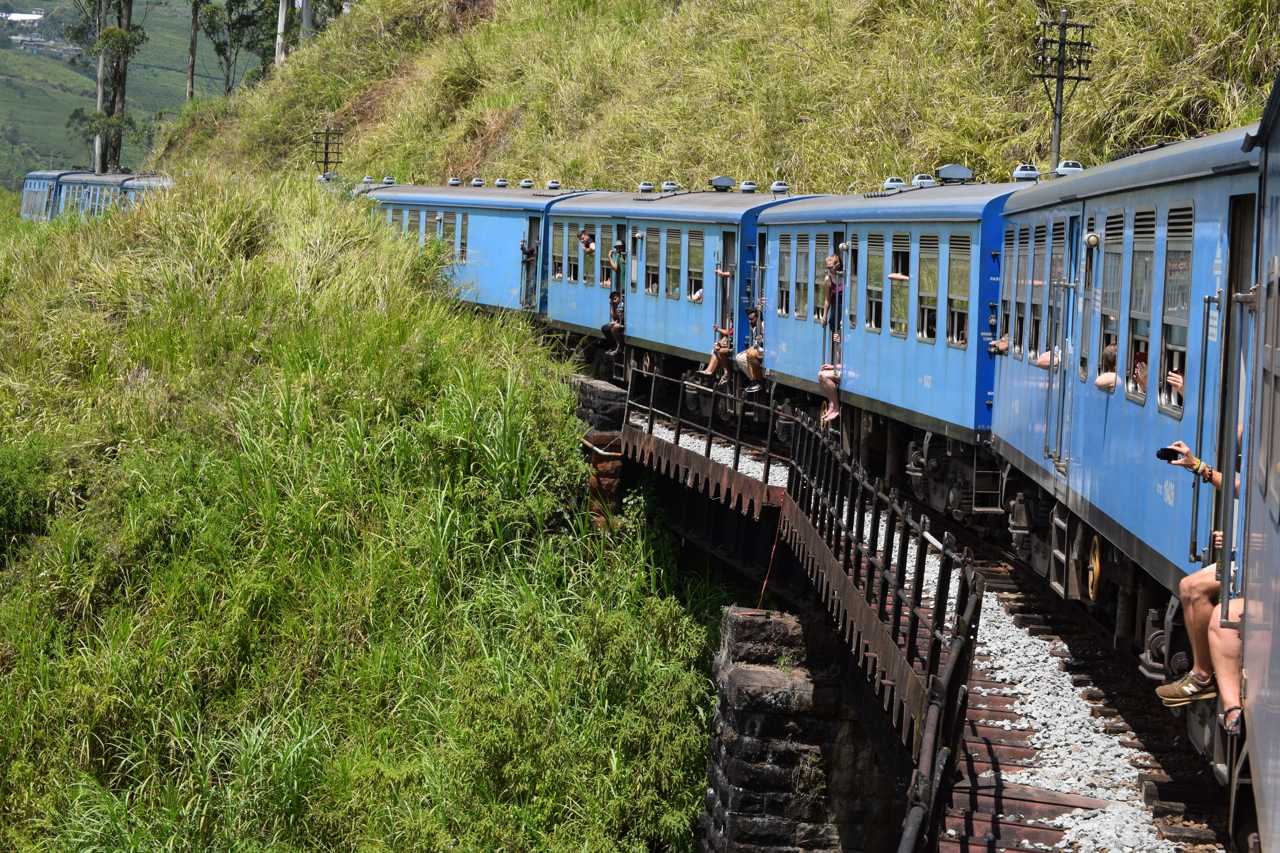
[
  {"x1": 9, "y1": 33, "x2": 80, "y2": 60},
  {"x1": 0, "y1": 11, "x2": 44, "y2": 27}
]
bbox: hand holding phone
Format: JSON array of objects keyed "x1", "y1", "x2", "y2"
[{"x1": 1155, "y1": 446, "x2": 1182, "y2": 462}]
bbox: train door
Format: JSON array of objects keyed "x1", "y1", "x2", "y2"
[
  {"x1": 718, "y1": 230, "x2": 737, "y2": 333},
  {"x1": 1045, "y1": 214, "x2": 1082, "y2": 476},
  {"x1": 522, "y1": 215, "x2": 541, "y2": 310},
  {"x1": 612, "y1": 224, "x2": 627, "y2": 297}
]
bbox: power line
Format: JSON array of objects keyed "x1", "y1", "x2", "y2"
[{"x1": 1032, "y1": 7, "x2": 1094, "y2": 176}]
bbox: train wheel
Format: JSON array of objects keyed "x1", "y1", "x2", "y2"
[{"x1": 1088, "y1": 534, "x2": 1104, "y2": 602}]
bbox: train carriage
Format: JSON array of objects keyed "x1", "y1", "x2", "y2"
[
  {"x1": 20, "y1": 170, "x2": 172, "y2": 222},
  {"x1": 757, "y1": 179, "x2": 1018, "y2": 518},
  {"x1": 543, "y1": 183, "x2": 805, "y2": 362},
  {"x1": 1237, "y1": 71, "x2": 1280, "y2": 853},
  {"x1": 364, "y1": 181, "x2": 593, "y2": 312}
]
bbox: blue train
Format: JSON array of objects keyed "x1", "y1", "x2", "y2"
[
  {"x1": 23, "y1": 80, "x2": 1280, "y2": 846},
  {"x1": 19, "y1": 170, "x2": 172, "y2": 222}
]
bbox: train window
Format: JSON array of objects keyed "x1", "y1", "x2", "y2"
[
  {"x1": 552, "y1": 223, "x2": 564, "y2": 279},
  {"x1": 1015, "y1": 227, "x2": 1030, "y2": 357},
  {"x1": 584, "y1": 223, "x2": 596, "y2": 285},
  {"x1": 645, "y1": 227, "x2": 660, "y2": 295},
  {"x1": 754, "y1": 233, "x2": 766, "y2": 307},
  {"x1": 866, "y1": 234, "x2": 884, "y2": 331},
  {"x1": 918, "y1": 235, "x2": 939, "y2": 342},
  {"x1": 1099, "y1": 212, "x2": 1124, "y2": 370},
  {"x1": 813, "y1": 234, "x2": 830, "y2": 323},
  {"x1": 1030, "y1": 224, "x2": 1047, "y2": 359},
  {"x1": 443, "y1": 212, "x2": 458, "y2": 262},
  {"x1": 1159, "y1": 206, "x2": 1193, "y2": 416},
  {"x1": 889, "y1": 234, "x2": 910, "y2": 337},
  {"x1": 846, "y1": 234, "x2": 859, "y2": 327},
  {"x1": 778, "y1": 235, "x2": 792, "y2": 316},
  {"x1": 459, "y1": 213, "x2": 468, "y2": 262},
  {"x1": 1048, "y1": 221, "x2": 1066, "y2": 359},
  {"x1": 795, "y1": 233, "x2": 811, "y2": 320},
  {"x1": 947, "y1": 234, "x2": 970, "y2": 347},
  {"x1": 386, "y1": 206, "x2": 395, "y2": 226},
  {"x1": 1079, "y1": 215, "x2": 1096, "y2": 380},
  {"x1": 400, "y1": 208, "x2": 409, "y2": 234},
  {"x1": 630, "y1": 228, "x2": 640, "y2": 293},
  {"x1": 665, "y1": 228, "x2": 681, "y2": 299},
  {"x1": 1268, "y1": 253, "x2": 1280, "y2": 512},
  {"x1": 687, "y1": 231, "x2": 704, "y2": 301},
  {"x1": 1126, "y1": 209, "x2": 1156, "y2": 402},
  {"x1": 567, "y1": 222, "x2": 582, "y2": 281},
  {"x1": 1000, "y1": 228, "x2": 1014, "y2": 344}
]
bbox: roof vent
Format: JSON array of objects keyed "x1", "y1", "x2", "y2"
[
  {"x1": 546, "y1": 179, "x2": 561, "y2": 190},
  {"x1": 709, "y1": 176, "x2": 735, "y2": 192},
  {"x1": 638, "y1": 181, "x2": 655, "y2": 193},
  {"x1": 494, "y1": 178, "x2": 509, "y2": 188},
  {"x1": 769, "y1": 180, "x2": 789, "y2": 194},
  {"x1": 910, "y1": 173, "x2": 936, "y2": 188},
  {"x1": 882, "y1": 176, "x2": 906, "y2": 191},
  {"x1": 660, "y1": 180, "x2": 679, "y2": 192},
  {"x1": 447, "y1": 177, "x2": 462, "y2": 187},
  {"x1": 518, "y1": 178, "x2": 534, "y2": 189},
  {"x1": 470, "y1": 177, "x2": 484, "y2": 187},
  {"x1": 362, "y1": 175, "x2": 374, "y2": 184},
  {"x1": 740, "y1": 180, "x2": 758, "y2": 193},
  {"x1": 382, "y1": 176, "x2": 395, "y2": 184},
  {"x1": 1012, "y1": 163, "x2": 1040, "y2": 182},
  {"x1": 936, "y1": 164, "x2": 974, "y2": 185}
]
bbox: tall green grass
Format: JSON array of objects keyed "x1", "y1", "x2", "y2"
[
  {"x1": 0, "y1": 177, "x2": 715, "y2": 849},
  {"x1": 158, "y1": 0, "x2": 1280, "y2": 191}
]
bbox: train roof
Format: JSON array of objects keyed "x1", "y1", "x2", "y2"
[
  {"x1": 24, "y1": 170, "x2": 172, "y2": 189},
  {"x1": 1243, "y1": 71, "x2": 1280, "y2": 151},
  {"x1": 366, "y1": 184, "x2": 591, "y2": 211},
  {"x1": 547, "y1": 190, "x2": 808, "y2": 224},
  {"x1": 758, "y1": 182, "x2": 1022, "y2": 225},
  {"x1": 1005, "y1": 125, "x2": 1260, "y2": 215}
]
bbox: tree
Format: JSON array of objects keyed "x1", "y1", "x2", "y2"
[
  {"x1": 199, "y1": 0, "x2": 257, "y2": 95},
  {"x1": 186, "y1": 0, "x2": 202, "y2": 100},
  {"x1": 100, "y1": 9, "x2": 147, "y2": 171}
]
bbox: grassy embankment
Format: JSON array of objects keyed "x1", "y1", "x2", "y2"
[
  {"x1": 158, "y1": 0, "x2": 1280, "y2": 192},
  {"x1": 0, "y1": 178, "x2": 716, "y2": 848}
]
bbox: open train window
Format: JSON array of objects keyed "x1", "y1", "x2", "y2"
[
  {"x1": 813, "y1": 234, "x2": 831, "y2": 323},
  {"x1": 565, "y1": 222, "x2": 580, "y2": 281},
  {"x1": 918, "y1": 235, "x2": 939, "y2": 342},
  {"x1": 1126, "y1": 209, "x2": 1156, "y2": 402},
  {"x1": 846, "y1": 234, "x2": 859, "y2": 328},
  {"x1": 687, "y1": 230, "x2": 704, "y2": 301},
  {"x1": 459, "y1": 213, "x2": 469, "y2": 262},
  {"x1": 584, "y1": 223, "x2": 596, "y2": 285},
  {"x1": 552, "y1": 222, "x2": 565, "y2": 279},
  {"x1": 795, "y1": 233, "x2": 811, "y2": 320},
  {"x1": 443, "y1": 212, "x2": 458, "y2": 263},
  {"x1": 665, "y1": 228, "x2": 681, "y2": 299},
  {"x1": 645, "y1": 227, "x2": 660, "y2": 294},
  {"x1": 778, "y1": 234, "x2": 792, "y2": 316},
  {"x1": 947, "y1": 234, "x2": 970, "y2": 347},
  {"x1": 1266, "y1": 251, "x2": 1280, "y2": 515},
  {"x1": 753, "y1": 233, "x2": 766, "y2": 307},
  {"x1": 1048, "y1": 221, "x2": 1066, "y2": 360},
  {"x1": 1099, "y1": 212, "x2": 1125, "y2": 383},
  {"x1": 1158, "y1": 206, "x2": 1193, "y2": 417},
  {"x1": 866, "y1": 234, "x2": 884, "y2": 331},
  {"x1": 630, "y1": 228, "x2": 640, "y2": 293},
  {"x1": 890, "y1": 234, "x2": 910, "y2": 337},
  {"x1": 1000, "y1": 228, "x2": 1014, "y2": 345},
  {"x1": 1078, "y1": 215, "x2": 1096, "y2": 380},
  {"x1": 1014, "y1": 227, "x2": 1030, "y2": 357},
  {"x1": 1030, "y1": 224, "x2": 1047, "y2": 359}
]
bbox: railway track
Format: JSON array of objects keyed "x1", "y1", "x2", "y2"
[{"x1": 621, "y1": 405, "x2": 1230, "y2": 850}]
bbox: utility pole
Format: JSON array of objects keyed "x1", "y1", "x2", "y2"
[
  {"x1": 311, "y1": 124, "x2": 342, "y2": 176},
  {"x1": 1033, "y1": 8, "x2": 1093, "y2": 176}
]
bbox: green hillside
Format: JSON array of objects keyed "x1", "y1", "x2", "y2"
[
  {"x1": 160, "y1": 0, "x2": 1280, "y2": 191},
  {"x1": 0, "y1": 0, "x2": 235, "y2": 187},
  {"x1": 0, "y1": 177, "x2": 714, "y2": 848}
]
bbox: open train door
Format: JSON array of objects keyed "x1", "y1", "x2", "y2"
[{"x1": 523, "y1": 214, "x2": 541, "y2": 311}]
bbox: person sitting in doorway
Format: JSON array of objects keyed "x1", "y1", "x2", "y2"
[
  {"x1": 818, "y1": 362, "x2": 841, "y2": 424},
  {"x1": 1154, "y1": 430, "x2": 1244, "y2": 735},
  {"x1": 602, "y1": 291, "x2": 625, "y2": 356},
  {"x1": 735, "y1": 304, "x2": 766, "y2": 393},
  {"x1": 699, "y1": 320, "x2": 735, "y2": 381}
]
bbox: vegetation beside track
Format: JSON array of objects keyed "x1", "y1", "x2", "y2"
[
  {"x1": 0, "y1": 179, "x2": 717, "y2": 848},
  {"x1": 157, "y1": 0, "x2": 1280, "y2": 190}
]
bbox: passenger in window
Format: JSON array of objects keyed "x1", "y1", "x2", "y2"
[
  {"x1": 602, "y1": 291, "x2": 625, "y2": 356},
  {"x1": 819, "y1": 253, "x2": 843, "y2": 328},
  {"x1": 1155, "y1": 430, "x2": 1244, "y2": 734},
  {"x1": 735, "y1": 303, "x2": 766, "y2": 393},
  {"x1": 988, "y1": 335, "x2": 1010, "y2": 355},
  {"x1": 1130, "y1": 350, "x2": 1149, "y2": 395},
  {"x1": 604, "y1": 240, "x2": 624, "y2": 286},
  {"x1": 579, "y1": 228, "x2": 596, "y2": 254},
  {"x1": 698, "y1": 320, "x2": 735, "y2": 381},
  {"x1": 1165, "y1": 370, "x2": 1184, "y2": 402},
  {"x1": 1094, "y1": 344, "x2": 1118, "y2": 391},
  {"x1": 818, "y1": 362, "x2": 841, "y2": 423}
]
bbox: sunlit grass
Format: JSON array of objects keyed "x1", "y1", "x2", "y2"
[{"x1": 0, "y1": 178, "x2": 717, "y2": 849}]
